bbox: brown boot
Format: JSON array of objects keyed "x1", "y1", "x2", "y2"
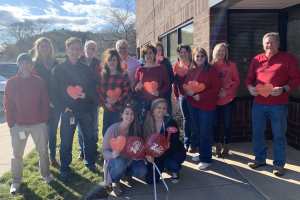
[{"x1": 215, "y1": 143, "x2": 222, "y2": 158}]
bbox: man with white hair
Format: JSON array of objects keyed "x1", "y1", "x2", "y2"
[
  {"x1": 246, "y1": 32, "x2": 300, "y2": 176},
  {"x1": 115, "y1": 39, "x2": 140, "y2": 86},
  {"x1": 4, "y1": 53, "x2": 53, "y2": 194}
]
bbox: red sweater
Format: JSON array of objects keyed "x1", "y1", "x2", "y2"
[
  {"x1": 4, "y1": 74, "x2": 49, "y2": 128},
  {"x1": 135, "y1": 65, "x2": 170, "y2": 101},
  {"x1": 245, "y1": 52, "x2": 300, "y2": 105},
  {"x1": 185, "y1": 67, "x2": 221, "y2": 111},
  {"x1": 173, "y1": 61, "x2": 189, "y2": 98},
  {"x1": 214, "y1": 61, "x2": 240, "y2": 105}
]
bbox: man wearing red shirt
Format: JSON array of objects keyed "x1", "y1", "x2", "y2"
[
  {"x1": 246, "y1": 32, "x2": 300, "y2": 176},
  {"x1": 4, "y1": 53, "x2": 52, "y2": 194}
]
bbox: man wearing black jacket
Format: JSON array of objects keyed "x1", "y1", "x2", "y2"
[{"x1": 52, "y1": 37, "x2": 98, "y2": 181}]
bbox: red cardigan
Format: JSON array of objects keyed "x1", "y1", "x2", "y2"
[
  {"x1": 245, "y1": 52, "x2": 300, "y2": 105},
  {"x1": 4, "y1": 74, "x2": 49, "y2": 128},
  {"x1": 185, "y1": 67, "x2": 221, "y2": 111}
]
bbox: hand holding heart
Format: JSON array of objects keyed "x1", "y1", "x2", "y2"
[
  {"x1": 183, "y1": 81, "x2": 206, "y2": 93},
  {"x1": 255, "y1": 83, "x2": 273, "y2": 97},
  {"x1": 110, "y1": 135, "x2": 126, "y2": 153},
  {"x1": 106, "y1": 88, "x2": 122, "y2": 103},
  {"x1": 144, "y1": 81, "x2": 159, "y2": 95},
  {"x1": 67, "y1": 85, "x2": 85, "y2": 100}
]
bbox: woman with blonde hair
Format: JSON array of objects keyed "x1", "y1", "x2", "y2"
[
  {"x1": 212, "y1": 43, "x2": 240, "y2": 158},
  {"x1": 184, "y1": 47, "x2": 221, "y2": 169},
  {"x1": 31, "y1": 37, "x2": 60, "y2": 167}
]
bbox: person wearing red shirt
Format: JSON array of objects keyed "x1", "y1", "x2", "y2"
[
  {"x1": 172, "y1": 44, "x2": 196, "y2": 153},
  {"x1": 134, "y1": 44, "x2": 170, "y2": 124},
  {"x1": 246, "y1": 32, "x2": 300, "y2": 176},
  {"x1": 212, "y1": 43, "x2": 240, "y2": 158},
  {"x1": 185, "y1": 47, "x2": 221, "y2": 170},
  {"x1": 4, "y1": 53, "x2": 53, "y2": 194}
]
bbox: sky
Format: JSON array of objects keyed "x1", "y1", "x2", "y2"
[{"x1": 0, "y1": 0, "x2": 135, "y2": 33}]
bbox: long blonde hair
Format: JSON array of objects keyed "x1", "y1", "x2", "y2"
[
  {"x1": 211, "y1": 42, "x2": 229, "y2": 65},
  {"x1": 31, "y1": 37, "x2": 55, "y2": 63}
]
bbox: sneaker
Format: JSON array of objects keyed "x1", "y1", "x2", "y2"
[
  {"x1": 171, "y1": 173, "x2": 179, "y2": 184},
  {"x1": 10, "y1": 183, "x2": 20, "y2": 195},
  {"x1": 191, "y1": 156, "x2": 200, "y2": 162},
  {"x1": 43, "y1": 174, "x2": 54, "y2": 183},
  {"x1": 198, "y1": 162, "x2": 211, "y2": 170},
  {"x1": 248, "y1": 162, "x2": 267, "y2": 169},
  {"x1": 273, "y1": 166, "x2": 285, "y2": 177},
  {"x1": 221, "y1": 144, "x2": 229, "y2": 157},
  {"x1": 112, "y1": 182, "x2": 123, "y2": 196}
]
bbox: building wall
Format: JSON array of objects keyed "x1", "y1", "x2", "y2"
[{"x1": 136, "y1": 0, "x2": 211, "y2": 51}]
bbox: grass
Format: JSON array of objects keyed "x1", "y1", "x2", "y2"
[{"x1": 0, "y1": 109, "x2": 104, "y2": 200}]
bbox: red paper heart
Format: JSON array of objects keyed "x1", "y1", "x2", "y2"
[
  {"x1": 106, "y1": 87, "x2": 122, "y2": 101},
  {"x1": 110, "y1": 135, "x2": 126, "y2": 152},
  {"x1": 122, "y1": 136, "x2": 145, "y2": 160},
  {"x1": 183, "y1": 81, "x2": 206, "y2": 93},
  {"x1": 256, "y1": 83, "x2": 273, "y2": 97},
  {"x1": 174, "y1": 64, "x2": 188, "y2": 77},
  {"x1": 67, "y1": 85, "x2": 83, "y2": 100},
  {"x1": 144, "y1": 81, "x2": 158, "y2": 94}
]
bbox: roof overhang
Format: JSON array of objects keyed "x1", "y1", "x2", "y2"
[{"x1": 229, "y1": 0, "x2": 300, "y2": 9}]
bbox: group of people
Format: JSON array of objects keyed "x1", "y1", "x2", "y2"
[{"x1": 4, "y1": 31, "x2": 300, "y2": 196}]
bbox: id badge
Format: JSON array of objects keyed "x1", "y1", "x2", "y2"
[
  {"x1": 70, "y1": 117, "x2": 75, "y2": 125},
  {"x1": 19, "y1": 131, "x2": 26, "y2": 140}
]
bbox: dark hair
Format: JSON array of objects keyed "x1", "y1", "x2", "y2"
[
  {"x1": 101, "y1": 48, "x2": 122, "y2": 80},
  {"x1": 176, "y1": 44, "x2": 192, "y2": 53},
  {"x1": 65, "y1": 37, "x2": 82, "y2": 48},
  {"x1": 192, "y1": 47, "x2": 211, "y2": 72},
  {"x1": 141, "y1": 44, "x2": 157, "y2": 62},
  {"x1": 121, "y1": 102, "x2": 142, "y2": 137},
  {"x1": 155, "y1": 41, "x2": 164, "y2": 57}
]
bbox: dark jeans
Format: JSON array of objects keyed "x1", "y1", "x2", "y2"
[
  {"x1": 78, "y1": 107, "x2": 99, "y2": 156},
  {"x1": 179, "y1": 96, "x2": 196, "y2": 148},
  {"x1": 190, "y1": 107, "x2": 215, "y2": 163},
  {"x1": 102, "y1": 108, "x2": 120, "y2": 136},
  {"x1": 214, "y1": 101, "x2": 233, "y2": 144},
  {"x1": 108, "y1": 157, "x2": 147, "y2": 183},
  {"x1": 48, "y1": 107, "x2": 61, "y2": 161},
  {"x1": 252, "y1": 103, "x2": 288, "y2": 167},
  {"x1": 60, "y1": 111, "x2": 97, "y2": 173}
]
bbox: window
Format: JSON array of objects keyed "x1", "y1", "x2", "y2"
[
  {"x1": 161, "y1": 36, "x2": 168, "y2": 57},
  {"x1": 169, "y1": 31, "x2": 178, "y2": 63},
  {"x1": 180, "y1": 23, "x2": 193, "y2": 46}
]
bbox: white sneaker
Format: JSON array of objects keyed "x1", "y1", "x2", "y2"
[
  {"x1": 43, "y1": 174, "x2": 54, "y2": 183},
  {"x1": 198, "y1": 162, "x2": 211, "y2": 170},
  {"x1": 192, "y1": 156, "x2": 200, "y2": 162},
  {"x1": 10, "y1": 183, "x2": 20, "y2": 194}
]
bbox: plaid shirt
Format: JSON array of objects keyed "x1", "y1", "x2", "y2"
[{"x1": 97, "y1": 73, "x2": 131, "y2": 111}]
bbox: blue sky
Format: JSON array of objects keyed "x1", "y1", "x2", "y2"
[{"x1": 0, "y1": 0, "x2": 135, "y2": 32}]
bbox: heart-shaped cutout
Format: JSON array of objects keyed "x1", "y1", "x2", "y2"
[
  {"x1": 67, "y1": 85, "x2": 83, "y2": 100},
  {"x1": 183, "y1": 81, "x2": 206, "y2": 93},
  {"x1": 174, "y1": 64, "x2": 188, "y2": 77},
  {"x1": 110, "y1": 135, "x2": 126, "y2": 152},
  {"x1": 106, "y1": 87, "x2": 122, "y2": 101},
  {"x1": 256, "y1": 83, "x2": 273, "y2": 97},
  {"x1": 144, "y1": 81, "x2": 158, "y2": 94}
]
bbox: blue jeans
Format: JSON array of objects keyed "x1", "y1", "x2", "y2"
[
  {"x1": 179, "y1": 96, "x2": 195, "y2": 148},
  {"x1": 102, "y1": 108, "x2": 121, "y2": 136},
  {"x1": 78, "y1": 107, "x2": 99, "y2": 156},
  {"x1": 48, "y1": 107, "x2": 61, "y2": 161},
  {"x1": 108, "y1": 157, "x2": 147, "y2": 182},
  {"x1": 214, "y1": 102, "x2": 233, "y2": 144},
  {"x1": 252, "y1": 103, "x2": 288, "y2": 167},
  {"x1": 190, "y1": 107, "x2": 215, "y2": 163},
  {"x1": 60, "y1": 111, "x2": 97, "y2": 173}
]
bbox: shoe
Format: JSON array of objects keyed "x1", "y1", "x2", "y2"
[
  {"x1": 43, "y1": 174, "x2": 54, "y2": 183},
  {"x1": 10, "y1": 183, "x2": 20, "y2": 195},
  {"x1": 273, "y1": 166, "x2": 285, "y2": 177},
  {"x1": 171, "y1": 172, "x2": 179, "y2": 184},
  {"x1": 191, "y1": 156, "x2": 200, "y2": 162},
  {"x1": 198, "y1": 162, "x2": 211, "y2": 170},
  {"x1": 112, "y1": 182, "x2": 123, "y2": 196},
  {"x1": 122, "y1": 175, "x2": 134, "y2": 185},
  {"x1": 221, "y1": 144, "x2": 229, "y2": 157},
  {"x1": 188, "y1": 147, "x2": 198, "y2": 154},
  {"x1": 50, "y1": 159, "x2": 59, "y2": 168},
  {"x1": 215, "y1": 143, "x2": 222, "y2": 158},
  {"x1": 248, "y1": 162, "x2": 267, "y2": 169}
]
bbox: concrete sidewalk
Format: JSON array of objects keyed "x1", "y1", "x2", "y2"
[
  {"x1": 0, "y1": 122, "x2": 34, "y2": 177},
  {"x1": 104, "y1": 142, "x2": 300, "y2": 200}
]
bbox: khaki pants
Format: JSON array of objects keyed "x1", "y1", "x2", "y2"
[{"x1": 10, "y1": 123, "x2": 50, "y2": 184}]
